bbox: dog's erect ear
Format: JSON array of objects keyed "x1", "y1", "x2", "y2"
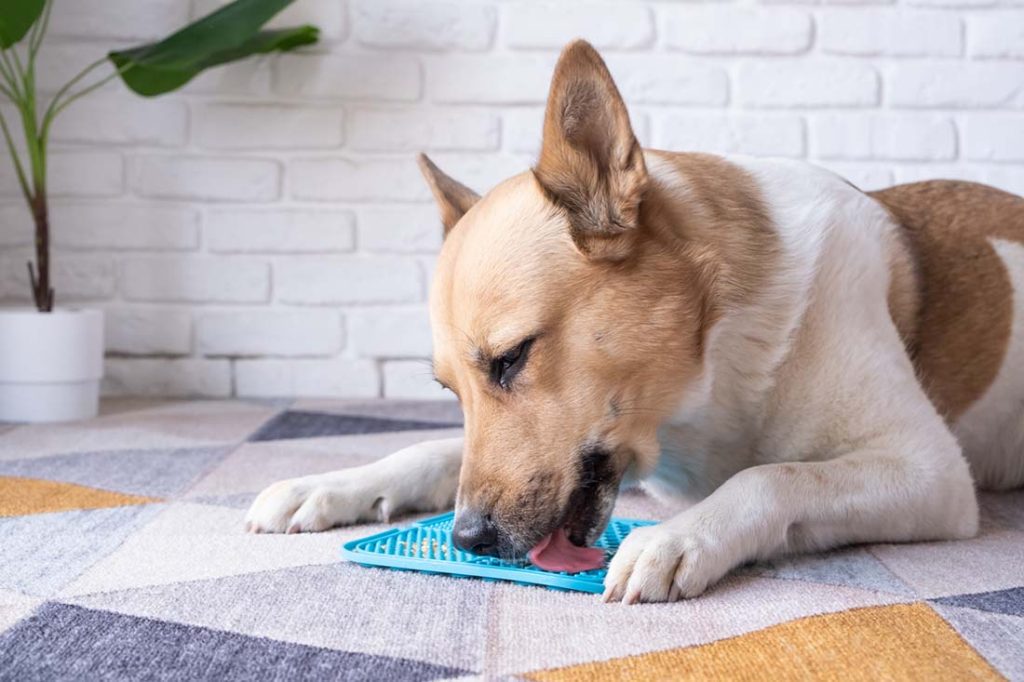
[
  {"x1": 417, "y1": 153, "x2": 480, "y2": 237},
  {"x1": 535, "y1": 40, "x2": 647, "y2": 261}
]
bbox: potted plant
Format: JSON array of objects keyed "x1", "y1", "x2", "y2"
[{"x1": 0, "y1": 0, "x2": 317, "y2": 422}]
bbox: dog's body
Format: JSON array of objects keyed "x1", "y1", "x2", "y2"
[{"x1": 247, "y1": 42, "x2": 1024, "y2": 603}]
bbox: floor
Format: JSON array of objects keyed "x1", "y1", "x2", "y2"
[{"x1": 0, "y1": 398, "x2": 1021, "y2": 681}]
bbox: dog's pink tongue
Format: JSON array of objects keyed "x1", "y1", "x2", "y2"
[{"x1": 528, "y1": 528, "x2": 605, "y2": 573}]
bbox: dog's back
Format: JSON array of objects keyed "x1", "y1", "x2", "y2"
[{"x1": 872, "y1": 181, "x2": 1024, "y2": 490}]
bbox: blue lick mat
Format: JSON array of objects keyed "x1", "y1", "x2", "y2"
[{"x1": 341, "y1": 511, "x2": 656, "y2": 593}]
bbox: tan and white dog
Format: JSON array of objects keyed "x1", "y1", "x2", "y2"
[{"x1": 246, "y1": 41, "x2": 1024, "y2": 603}]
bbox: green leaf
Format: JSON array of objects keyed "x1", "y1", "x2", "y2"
[
  {"x1": 107, "y1": 0, "x2": 318, "y2": 97},
  {"x1": 0, "y1": 0, "x2": 45, "y2": 48}
]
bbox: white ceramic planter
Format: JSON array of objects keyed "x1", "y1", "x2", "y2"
[{"x1": 0, "y1": 308, "x2": 104, "y2": 423}]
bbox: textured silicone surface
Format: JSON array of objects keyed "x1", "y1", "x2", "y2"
[{"x1": 341, "y1": 511, "x2": 656, "y2": 593}]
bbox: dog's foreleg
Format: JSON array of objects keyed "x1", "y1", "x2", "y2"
[
  {"x1": 245, "y1": 437, "x2": 463, "y2": 533},
  {"x1": 603, "y1": 434, "x2": 978, "y2": 603}
]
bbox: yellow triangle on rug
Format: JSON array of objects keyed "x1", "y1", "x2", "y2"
[
  {"x1": 0, "y1": 476, "x2": 159, "y2": 517},
  {"x1": 525, "y1": 603, "x2": 1002, "y2": 681}
]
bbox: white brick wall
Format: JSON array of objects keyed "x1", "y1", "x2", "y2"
[{"x1": 1, "y1": 0, "x2": 1021, "y2": 399}]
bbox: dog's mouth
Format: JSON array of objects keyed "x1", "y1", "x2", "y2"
[{"x1": 526, "y1": 445, "x2": 621, "y2": 573}]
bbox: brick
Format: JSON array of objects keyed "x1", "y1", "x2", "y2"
[
  {"x1": 206, "y1": 209, "x2": 355, "y2": 254},
  {"x1": 906, "y1": 0, "x2": 996, "y2": 7},
  {"x1": 197, "y1": 310, "x2": 343, "y2": 357},
  {"x1": 354, "y1": 0, "x2": 496, "y2": 50},
  {"x1": 103, "y1": 359, "x2": 231, "y2": 397},
  {"x1": 34, "y1": 45, "x2": 123, "y2": 92},
  {"x1": 890, "y1": 164, "x2": 1024, "y2": 198},
  {"x1": 55, "y1": 256, "x2": 118, "y2": 301},
  {"x1": 383, "y1": 360, "x2": 453, "y2": 400},
  {"x1": 51, "y1": 97, "x2": 187, "y2": 147},
  {"x1": 1, "y1": 152, "x2": 123, "y2": 199},
  {"x1": 980, "y1": 166, "x2": 1024, "y2": 196},
  {"x1": 419, "y1": 255, "x2": 439, "y2": 292},
  {"x1": 181, "y1": 60, "x2": 271, "y2": 97},
  {"x1": 504, "y1": 2, "x2": 654, "y2": 50},
  {"x1": 819, "y1": 10, "x2": 963, "y2": 56},
  {"x1": 427, "y1": 55, "x2": 555, "y2": 104},
  {"x1": 811, "y1": 115, "x2": 956, "y2": 160},
  {"x1": 654, "y1": 114, "x2": 805, "y2": 157},
  {"x1": 289, "y1": 158, "x2": 430, "y2": 202},
  {"x1": 121, "y1": 258, "x2": 270, "y2": 303},
  {"x1": 348, "y1": 109, "x2": 499, "y2": 152},
  {"x1": 49, "y1": 0, "x2": 190, "y2": 40},
  {"x1": 503, "y1": 108, "x2": 547, "y2": 154},
  {"x1": 737, "y1": 62, "x2": 879, "y2": 108},
  {"x1": 891, "y1": 164, "x2": 987, "y2": 185},
  {"x1": 104, "y1": 308, "x2": 192, "y2": 355},
  {"x1": 235, "y1": 359, "x2": 380, "y2": 398},
  {"x1": 130, "y1": 156, "x2": 280, "y2": 202},
  {"x1": 604, "y1": 56, "x2": 729, "y2": 105},
  {"x1": 663, "y1": 7, "x2": 811, "y2": 54},
  {"x1": 0, "y1": 205, "x2": 31, "y2": 248},
  {"x1": 425, "y1": 154, "x2": 532, "y2": 194},
  {"x1": 968, "y1": 13, "x2": 1024, "y2": 58},
  {"x1": 0, "y1": 253, "x2": 116, "y2": 302},
  {"x1": 358, "y1": 206, "x2": 444, "y2": 253},
  {"x1": 193, "y1": 0, "x2": 347, "y2": 41},
  {"x1": 193, "y1": 104, "x2": 344, "y2": 150},
  {"x1": 50, "y1": 204, "x2": 199, "y2": 251},
  {"x1": 348, "y1": 307, "x2": 433, "y2": 357},
  {"x1": 963, "y1": 115, "x2": 1024, "y2": 161},
  {"x1": 816, "y1": 162, "x2": 895, "y2": 191},
  {"x1": 276, "y1": 257, "x2": 422, "y2": 305},
  {"x1": 274, "y1": 54, "x2": 421, "y2": 101},
  {"x1": 888, "y1": 63, "x2": 1024, "y2": 108}
]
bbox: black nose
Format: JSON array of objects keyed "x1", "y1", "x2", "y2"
[{"x1": 452, "y1": 509, "x2": 499, "y2": 555}]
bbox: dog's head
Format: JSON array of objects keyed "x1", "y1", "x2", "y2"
[{"x1": 421, "y1": 41, "x2": 707, "y2": 558}]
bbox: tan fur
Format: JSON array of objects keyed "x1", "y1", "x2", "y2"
[
  {"x1": 534, "y1": 40, "x2": 648, "y2": 261},
  {"x1": 428, "y1": 145, "x2": 777, "y2": 547},
  {"x1": 246, "y1": 43, "x2": 1021, "y2": 602},
  {"x1": 646, "y1": 151, "x2": 779, "y2": 331},
  {"x1": 873, "y1": 181, "x2": 1024, "y2": 421}
]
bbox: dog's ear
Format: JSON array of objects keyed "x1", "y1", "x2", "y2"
[
  {"x1": 535, "y1": 40, "x2": 647, "y2": 261},
  {"x1": 418, "y1": 153, "x2": 480, "y2": 236}
]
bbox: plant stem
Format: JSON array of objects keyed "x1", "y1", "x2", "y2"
[
  {"x1": 40, "y1": 57, "x2": 105, "y2": 129},
  {"x1": 29, "y1": 0, "x2": 54, "y2": 59},
  {"x1": 0, "y1": 50, "x2": 23, "y2": 100},
  {"x1": 0, "y1": 110, "x2": 31, "y2": 202},
  {"x1": 48, "y1": 67, "x2": 123, "y2": 120},
  {"x1": 28, "y1": 190, "x2": 52, "y2": 312}
]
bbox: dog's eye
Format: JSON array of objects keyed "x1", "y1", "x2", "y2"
[{"x1": 490, "y1": 338, "x2": 534, "y2": 390}]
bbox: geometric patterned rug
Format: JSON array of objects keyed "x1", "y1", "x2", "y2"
[{"x1": 1, "y1": 398, "x2": 1021, "y2": 681}]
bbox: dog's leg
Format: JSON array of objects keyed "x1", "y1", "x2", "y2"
[
  {"x1": 603, "y1": 432, "x2": 979, "y2": 603},
  {"x1": 245, "y1": 438, "x2": 463, "y2": 533}
]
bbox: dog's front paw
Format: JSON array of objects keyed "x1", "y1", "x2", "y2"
[
  {"x1": 602, "y1": 522, "x2": 732, "y2": 604},
  {"x1": 244, "y1": 472, "x2": 385, "y2": 534}
]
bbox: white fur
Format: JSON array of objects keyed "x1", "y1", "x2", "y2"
[
  {"x1": 247, "y1": 156, "x2": 1015, "y2": 604},
  {"x1": 604, "y1": 157, "x2": 980, "y2": 603},
  {"x1": 953, "y1": 238, "x2": 1024, "y2": 490},
  {"x1": 245, "y1": 437, "x2": 462, "y2": 533}
]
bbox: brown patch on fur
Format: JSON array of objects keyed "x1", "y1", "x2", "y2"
[
  {"x1": 871, "y1": 180, "x2": 1024, "y2": 421},
  {"x1": 647, "y1": 152, "x2": 780, "y2": 333}
]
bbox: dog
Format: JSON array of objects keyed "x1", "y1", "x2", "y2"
[{"x1": 246, "y1": 41, "x2": 1024, "y2": 603}]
